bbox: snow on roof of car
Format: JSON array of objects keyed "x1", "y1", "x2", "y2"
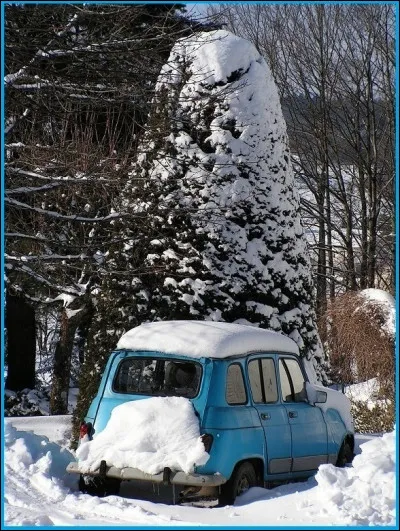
[{"x1": 116, "y1": 320, "x2": 299, "y2": 359}]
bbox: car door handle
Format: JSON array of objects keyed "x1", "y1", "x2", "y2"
[
  {"x1": 260, "y1": 413, "x2": 270, "y2": 420},
  {"x1": 288, "y1": 411, "x2": 298, "y2": 418}
]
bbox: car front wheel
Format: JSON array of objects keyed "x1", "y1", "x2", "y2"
[
  {"x1": 219, "y1": 461, "x2": 257, "y2": 506},
  {"x1": 336, "y1": 441, "x2": 354, "y2": 467}
]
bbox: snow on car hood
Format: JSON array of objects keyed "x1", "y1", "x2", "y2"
[{"x1": 75, "y1": 396, "x2": 209, "y2": 475}]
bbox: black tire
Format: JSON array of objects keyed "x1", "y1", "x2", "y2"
[
  {"x1": 219, "y1": 461, "x2": 257, "y2": 506},
  {"x1": 78, "y1": 474, "x2": 121, "y2": 497},
  {"x1": 336, "y1": 441, "x2": 354, "y2": 467}
]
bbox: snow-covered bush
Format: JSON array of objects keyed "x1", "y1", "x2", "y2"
[
  {"x1": 5, "y1": 388, "x2": 50, "y2": 417},
  {"x1": 350, "y1": 399, "x2": 394, "y2": 434}
]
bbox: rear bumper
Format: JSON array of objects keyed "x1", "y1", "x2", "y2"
[{"x1": 66, "y1": 461, "x2": 226, "y2": 487}]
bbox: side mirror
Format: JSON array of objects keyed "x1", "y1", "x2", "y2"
[
  {"x1": 305, "y1": 383, "x2": 328, "y2": 406},
  {"x1": 315, "y1": 390, "x2": 327, "y2": 404}
]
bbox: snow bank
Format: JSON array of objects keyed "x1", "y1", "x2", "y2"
[
  {"x1": 344, "y1": 378, "x2": 380, "y2": 409},
  {"x1": 116, "y1": 320, "x2": 299, "y2": 358},
  {"x1": 315, "y1": 430, "x2": 396, "y2": 525},
  {"x1": 5, "y1": 416, "x2": 395, "y2": 526},
  {"x1": 5, "y1": 418, "x2": 77, "y2": 509},
  {"x1": 76, "y1": 397, "x2": 209, "y2": 474}
]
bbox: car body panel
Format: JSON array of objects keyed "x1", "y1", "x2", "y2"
[
  {"x1": 283, "y1": 402, "x2": 328, "y2": 469},
  {"x1": 254, "y1": 402, "x2": 292, "y2": 474},
  {"x1": 323, "y1": 407, "x2": 350, "y2": 453},
  {"x1": 195, "y1": 425, "x2": 265, "y2": 479}
]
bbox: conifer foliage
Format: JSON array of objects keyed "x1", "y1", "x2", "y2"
[
  {"x1": 73, "y1": 30, "x2": 328, "y2": 442},
  {"x1": 85, "y1": 30, "x2": 326, "y2": 383}
]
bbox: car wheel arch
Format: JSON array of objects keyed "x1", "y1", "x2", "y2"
[
  {"x1": 228, "y1": 457, "x2": 264, "y2": 484},
  {"x1": 336, "y1": 434, "x2": 355, "y2": 467},
  {"x1": 219, "y1": 458, "x2": 263, "y2": 506}
]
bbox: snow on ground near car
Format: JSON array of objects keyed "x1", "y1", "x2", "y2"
[
  {"x1": 314, "y1": 430, "x2": 396, "y2": 526},
  {"x1": 76, "y1": 397, "x2": 209, "y2": 474},
  {"x1": 343, "y1": 378, "x2": 380, "y2": 409},
  {"x1": 117, "y1": 320, "x2": 299, "y2": 358},
  {"x1": 4, "y1": 415, "x2": 396, "y2": 527}
]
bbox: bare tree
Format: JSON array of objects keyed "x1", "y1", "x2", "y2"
[
  {"x1": 4, "y1": 3, "x2": 190, "y2": 412},
  {"x1": 209, "y1": 4, "x2": 396, "y2": 314}
]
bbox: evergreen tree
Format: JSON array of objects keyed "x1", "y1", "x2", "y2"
[
  {"x1": 134, "y1": 30, "x2": 326, "y2": 378},
  {"x1": 74, "y1": 30, "x2": 327, "y2": 440}
]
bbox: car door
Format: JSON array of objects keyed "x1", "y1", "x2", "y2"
[
  {"x1": 248, "y1": 356, "x2": 292, "y2": 475},
  {"x1": 277, "y1": 356, "x2": 328, "y2": 472}
]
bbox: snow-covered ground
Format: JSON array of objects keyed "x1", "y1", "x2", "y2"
[{"x1": 4, "y1": 415, "x2": 396, "y2": 528}]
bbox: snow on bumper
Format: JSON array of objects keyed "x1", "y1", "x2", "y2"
[{"x1": 66, "y1": 461, "x2": 226, "y2": 487}]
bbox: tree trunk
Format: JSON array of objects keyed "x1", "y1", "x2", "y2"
[
  {"x1": 5, "y1": 293, "x2": 36, "y2": 391},
  {"x1": 345, "y1": 210, "x2": 357, "y2": 290},
  {"x1": 49, "y1": 298, "x2": 90, "y2": 414},
  {"x1": 316, "y1": 187, "x2": 327, "y2": 324},
  {"x1": 365, "y1": 55, "x2": 378, "y2": 288},
  {"x1": 358, "y1": 165, "x2": 369, "y2": 289}
]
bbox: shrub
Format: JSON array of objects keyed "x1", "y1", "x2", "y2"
[
  {"x1": 350, "y1": 398, "x2": 394, "y2": 434},
  {"x1": 4, "y1": 388, "x2": 49, "y2": 417},
  {"x1": 326, "y1": 289, "x2": 395, "y2": 432}
]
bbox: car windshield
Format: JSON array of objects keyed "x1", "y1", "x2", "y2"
[{"x1": 113, "y1": 357, "x2": 202, "y2": 398}]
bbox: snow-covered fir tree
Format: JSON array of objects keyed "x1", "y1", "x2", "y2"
[
  {"x1": 74, "y1": 30, "x2": 327, "y2": 439},
  {"x1": 124, "y1": 30, "x2": 326, "y2": 380}
]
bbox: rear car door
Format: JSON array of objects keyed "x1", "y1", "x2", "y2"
[
  {"x1": 277, "y1": 356, "x2": 328, "y2": 472},
  {"x1": 248, "y1": 356, "x2": 292, "y2": 475}
]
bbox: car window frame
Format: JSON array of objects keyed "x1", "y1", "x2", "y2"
[
  {"x1": 225, "y1": 362, "x2": 248, "y2": 406},
  {"x1": 247, "y1": 356, "x2": 279, "y2": 404},
  {"x1": 111, "y1": 355, "x2": 203, "y2": 398},
  {"x1": 278, "y1": 355, "x2": 308, "y2": 403}
]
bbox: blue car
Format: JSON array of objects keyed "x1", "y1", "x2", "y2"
[{"x1": 67, "y1": 320, "x2": 354, "y2": 504}]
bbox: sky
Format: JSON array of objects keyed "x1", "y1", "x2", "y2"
[{"x1": 185, "y1": 2, "x2": 210, "y2": 20}]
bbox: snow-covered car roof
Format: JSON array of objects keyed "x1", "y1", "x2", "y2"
[{"x1": 116, "y1": 320, "x2": 299, "y2": 359}]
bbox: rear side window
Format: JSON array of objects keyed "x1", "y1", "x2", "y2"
[
  {"x1": 226, "y1": 363, "x2": 247, "y2": 405},
  {"x1": 279, "y1": 358, "x2": 307, "y2": 402},
  {"x1": 248, "y1": 360, "x2": 263, "y2": 402},
  {"x1": 261, "y1": 358, "x2": 278, "y2": 402},
  {"x1": 248, "y1": 358, "x2": 278, "y2": 403},
  {"x1": 113, "y1": 358, "x2": 202, "y2": 398}
]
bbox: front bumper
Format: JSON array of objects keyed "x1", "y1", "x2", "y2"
[{"x1": 66, "y1": 461, "x2": 226, "y2": 487}]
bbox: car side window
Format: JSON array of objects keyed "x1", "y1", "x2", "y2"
[
  {"x1": 248, "y1": 360, "x2": 263, "y2": 402},
  {"x1": 226, "y1": 363, "x2": 247, "y2": 405},
  {"x1": 248, "y1": 358, "x2": 278, "y2": 403},
  {"x1": 113, "y1": 358, "x2": 201, "y2": 398},
  {"x1": 279, "y1": 358, "x2": 307, "y2": 402},
  {"x1": 261, "y1": 358, "x2": 278, "y2": 402}
]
